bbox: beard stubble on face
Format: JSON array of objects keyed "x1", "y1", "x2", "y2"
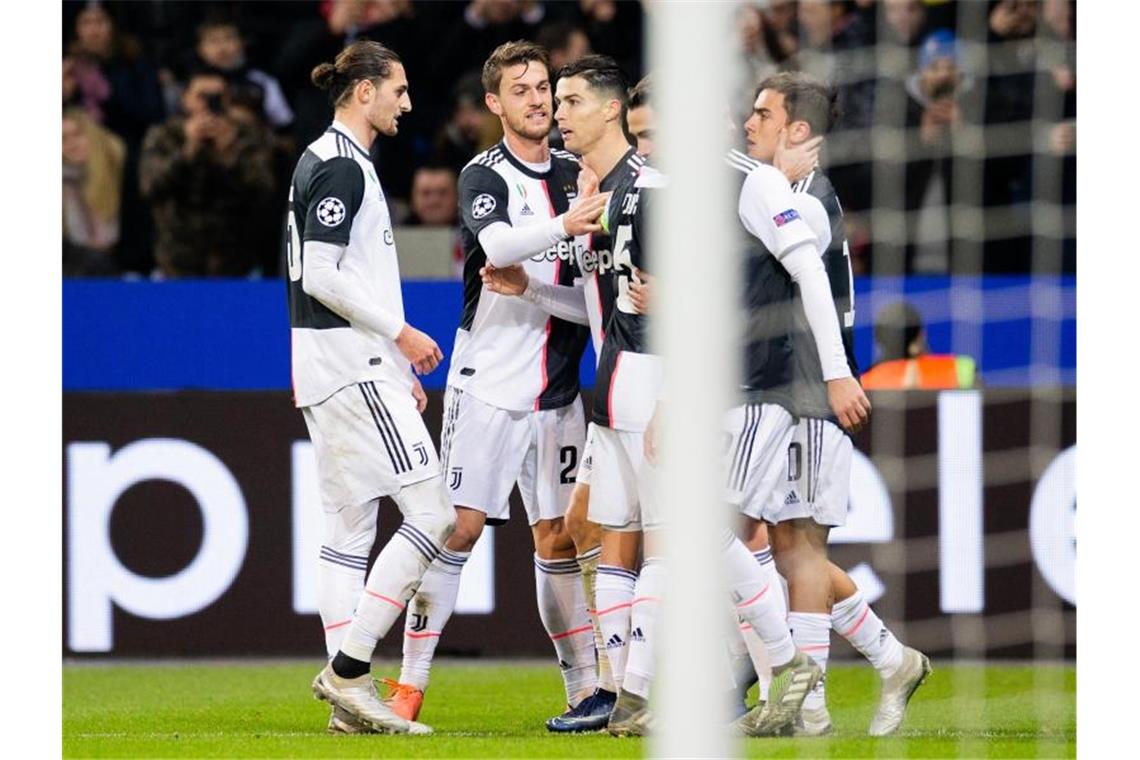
[{"x1": 507, "y1": 108, "x2": 551, "y2": 141}]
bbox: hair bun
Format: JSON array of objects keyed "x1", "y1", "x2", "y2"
[{"x1": 311, "y1": 62, "x2": 337, "y2": 90}]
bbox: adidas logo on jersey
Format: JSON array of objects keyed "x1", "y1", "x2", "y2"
[
  {"x1": 630, "y1": 627, "x2": 644, "y2": 643},
  {"x1": 521, "y1": 202, "x2": 533, "y2": 216},
  {"x1": 606, "y1": 634, "x2": 624, "y2": 649},
  {"x1": 784, "y1": 490, "x2": 801, "y2": 506}
]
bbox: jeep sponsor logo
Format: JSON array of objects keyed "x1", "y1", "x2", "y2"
[{"x1": 529, "y1": 238, "x2": 580, "y2": 264}]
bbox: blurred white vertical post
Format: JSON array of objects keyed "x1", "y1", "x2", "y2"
[{"x1": 649, "y1": 1, "x2": 738, "y2": 757}]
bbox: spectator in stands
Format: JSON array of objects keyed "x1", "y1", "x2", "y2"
[
  {"x1": 432, "y1": 72, "x2": 499, "y2": 176},
  {"x1": 882, "y1": 0, "x2": 928, "y2": 47},
  {"x1": 405, "y1": 167, "x2": 459, "y2": 227},
  {"x1": 195, "y1": 12, "x2": 294, "y2": 131},
  {"x1": 63, "y1": 2, "x2": 165, "y2": 147},
  {"x1": 429, "y1": 1, "x2": 547, "y2": 94},
  {"x1": 536, "y1": 22, "x2": 592, "y2": 72},
  {"x1": 734, "y1": 3, "x2": 797, "y2": 122},
  {"x1": 861, "y1": 301, "x2": 977, "y2": 390},
  {"x1": 897, "y1": 29, "x2": 977, "y2": 273},
  {"x1": 63, "y1": 108, "x2": 125, "y2": 276},
  {"x1": 139, "y1": 69, "x2": 274, "y2": 278}
]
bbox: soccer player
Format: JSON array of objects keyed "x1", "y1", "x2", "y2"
[
  {"x1": 740, "y1": 72, "x2": 931, "y2": 736},
  {"x1": 385, "y1": 41, "x2": 609, "y2": 723},
  {"x1": 286, "y1": 41, "x2": 456, "y2": 735},
  {"x1": 478, "y1": 67, "x2": 655, "y2": 732}
]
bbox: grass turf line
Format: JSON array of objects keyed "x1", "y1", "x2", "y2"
[{"x1": 64, "y1": 660, "x2": 1074, "y2": 758}]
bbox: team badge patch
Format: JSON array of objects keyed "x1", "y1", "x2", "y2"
[
  {"x1": 471, "y1": 193, "x2": 497, "y2": 220},
  {"x1": 772, "y1": 208, "x2": 800, "y2": 227},
  {"x1": 316, "y1": 197, "x2": 347, "y2": 227}
]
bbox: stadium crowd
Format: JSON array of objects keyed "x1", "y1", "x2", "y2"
[{"x1": 62, "y1": 0, "x2": 1074, "y2": 279}]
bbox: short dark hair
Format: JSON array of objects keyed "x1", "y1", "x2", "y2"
[
  {"x1": 755, "y1": 71, "x2": 838, "y2": 136},
  {"x1": 481, "y1": 40, "x2": 551, "y2": 95},
  {"x1": 556, "y1": 54, "x2": 629, "y2": 107},
  {"x1": 628, "y1": 75, "x2": 651, "y2": 110},
  {"x1": 311, "y1": 40, "x2": 402, "y2": 107},
  {"x1": 196, "y1": 10, "x2": 239, "y2": 41},
  {"x1": 874, "y1": 301, "x2": 925, "y2": 361}
]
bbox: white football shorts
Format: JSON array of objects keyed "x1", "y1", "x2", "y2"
[
  {"x1": 587, "y1": 425, "x2": 658, "y2": 532},
  {"x1": 576, "y1": 422, "x2": 597, "y2": 485},
  {"x1": 302, "y1": 379, "x2": 441, "y2": 512},
  {"x1": 440, "y1": 387, "x2": 585, "y2": 525},
  {"x1": 725, "y1": 402, "x2": 796, "y2": 520},
  {"x1": 763, "y1": 417, "x2": 852, "y2": 527}
]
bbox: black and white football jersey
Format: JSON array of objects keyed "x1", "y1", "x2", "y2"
[
  {"x1": 448, "y1": 142, "x2": 589, "y2": 412},
  {"x1": 592, "y1": 162, "x2": 665, "y2": 432},
  {"x1": 285, "y1": 121, "x2": 409, "y2": 408},
  {"x1": 574, "y1": 147, "x2": 646, "y2": 354},
  {"x1": 727, "y1": 150, "x2": 820, "y2": 414},
  {"x1": 786, "y1": 169, "x2": 859, "y2": 424}
]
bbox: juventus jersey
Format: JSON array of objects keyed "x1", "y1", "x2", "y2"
[
  {"x1": 592, "y1": 162, "x2": 666, "y2": 432},
  {"x1": 727, "y1": 150, "x2": 819, "y2": 413},
  {"x1": 786, "y1": 169, "x2": 859, "y2": 423},
  {"x1": 575, "y1": 148, "x2": 645, "y2": 354},
  {"x1": 286, "y1": 122, "x2": 409, "y2": 408},
  {"x1": 447, "y1": 142, "x2": 589, "y2": 412}
]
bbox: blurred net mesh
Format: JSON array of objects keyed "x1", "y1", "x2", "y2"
[{"x1": 724, "y1": 0, "x2": 1075, "y2": 729}]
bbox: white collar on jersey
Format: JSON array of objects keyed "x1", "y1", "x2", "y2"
[
  {"x1": 330, "y1": 119, "x2": 370, "y2": 156},
  {"x1": 502, "y1": 140, "x2": 551, "y2": 173}
]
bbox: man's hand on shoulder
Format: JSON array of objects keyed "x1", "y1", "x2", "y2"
[
  {"x1": 480, "y1": 263, "x2": 529, "y2": 296},
  {"x1": 396, "y1": 324, "x2": 444, "y2": 375},
  {"x1": 773, "y1": 129, "x2": 822, "y2": 184},
  {"x1": 827, "y1": 376, "x2": 871, "y2": 434}
]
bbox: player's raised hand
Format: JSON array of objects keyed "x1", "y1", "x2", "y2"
[
  {"x1": 577, "y1": 164, "x2": 600, "y2": 197},
  {"x1": 826, "y1": 376, "x2": 872, "y2": 434},
  {"x1": 480, "y1": 263, "x2": 529, "y2": 296},
  {"x1": 562, "y1": 192, "x2": 610, "y2": 236},
  {"x1": 396, "y1": 324, "x2": 444, "y2": 375},
  {"x1": 411, "y1": 377, "x2": 428, "y2": 413},
  {"x1": 773, "y1": 129, "x2": 822, "y2": 184},
  {"x1": 629, "y1": 267, "x2": 654, "y2": 315}
]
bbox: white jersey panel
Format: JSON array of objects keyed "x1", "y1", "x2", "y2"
[
  {"x1": 289, "y1": 126, "x2": 414, "y2": 407},
  {"x1": 448, "y1": 146, "x2": 584, "y2": 412}
]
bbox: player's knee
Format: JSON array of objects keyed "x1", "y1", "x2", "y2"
[
  {"x1": 564, "y1": 486, "x2": 597, "y2": 549},
  {"x1": 446, "y1": 507, "x2": 485, "y2": 551},
  {"x1": 323, "y1": 501, "x2": 378, "y2": 557},
  {"x1": 397, "y1": 476, "x2": 457, "y2": 548}
]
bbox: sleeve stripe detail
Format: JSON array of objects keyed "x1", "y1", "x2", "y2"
[{"x1": 725, "y1": 152, "x2": 760, "y2": 175}]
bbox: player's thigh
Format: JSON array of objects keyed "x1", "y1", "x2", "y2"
[
  {"x1": 576, "y1": 422, "x2": 597, "y2": 486},
  {"x1": 723, "y1": 402, "x2": 796, "y2": 522},
  {"x1": 587, "y1": 426, "x2": 643, "y2": 533},
  {"x1": 766, "y1": 418, "x2": 851, "y2": 529},
  {"x1": 440, "y1": 387, "x2": 530, "y2": 522},
  {"x1": 517, "y1": 396, "x2": 587, "y2": 525},
  {"x1": 303, "y1": 380, "x2": 440, "y2": 513}
]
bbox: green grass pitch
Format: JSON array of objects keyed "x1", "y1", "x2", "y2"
[{"x1": 64, "y1": 659, "x2": 1074, "y2": 758}]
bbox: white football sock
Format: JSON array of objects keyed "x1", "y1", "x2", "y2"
[
  {"x1": 789, "y1": 611, "x2": 831, "y2": 710},
  {"x1": 752, "y1": 549, "x2": 779, "y2": 700},
  {"x1": 724, "y1": 535, "x2": 795, "y2": 668},
  {"x1": 623, "y1": 558, "x2": 664, "y2": 700},
  {"x1": 577, "y1": 546, "x2": 614, "y2": 692},
  {"x1": 832, "y1": 589, "x2": 904, "y2": 677},
  {"x1": 595, "y1": 564, "x2": 637, "y2": 691},
  {"x1": 338, "y1": 477, "x2": 455, "y2": 665},
  {"x1": 398, "y1": 547, "x2": 469, "y2": 690},
  {"x1": 535, "y1": 554, "x2": 597, "y2": 705},
  {"x1": 319, "y1": 500, "x2": 377, "y2": 657}
]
